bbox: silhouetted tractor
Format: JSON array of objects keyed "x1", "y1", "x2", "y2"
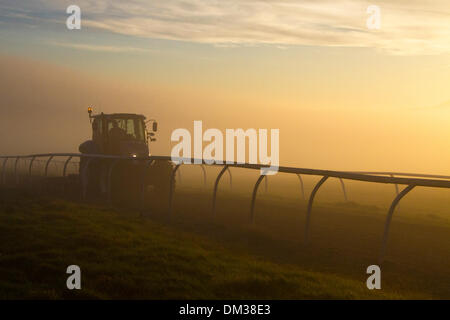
[{"x1": 78, "y1": 107, "x2": 174, "y2": 206}]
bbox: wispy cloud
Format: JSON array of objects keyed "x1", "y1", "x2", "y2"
[
  {"x1": 3, "y1": 0, "x2": 450, "y2": 55},
  {"x1": 48, "y1": 41, "x2": 153, "y2": 53}
]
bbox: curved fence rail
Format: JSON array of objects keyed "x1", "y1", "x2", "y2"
[{"x1": 1, "y1": 153, "x2": 450, "y2": 263}]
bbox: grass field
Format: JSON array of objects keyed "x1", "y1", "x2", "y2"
[
  {"x1": 0, "y1": 181, "x2": 449, "y2": 299},
  {"x1": 0, "y1": 188, "x2": 407, "y2": 300}
]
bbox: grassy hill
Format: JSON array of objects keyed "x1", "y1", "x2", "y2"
[{"x1": 0, "y1": 188, "x2": 403, "y2": 299}]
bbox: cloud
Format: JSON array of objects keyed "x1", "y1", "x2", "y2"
[
  {"x1": 48, "y1": 41, "x2": 153, "y2": 53},
  {"x1": 3, "y1": 0, "x2": 450, "y2": 55}
]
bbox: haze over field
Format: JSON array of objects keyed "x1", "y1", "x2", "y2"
[{"x1": 1, "y1": 0, "x2": 449, "y2": 174}]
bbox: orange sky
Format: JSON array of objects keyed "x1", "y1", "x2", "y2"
[
  {"x1": 0, "y1": 1, "x2": 449, "y2": 174},
  {"x1": 1, "y1": 53, "x2": 449, "y2": 175}
]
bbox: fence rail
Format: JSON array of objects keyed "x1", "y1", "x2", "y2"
[{"x1": 1, "y1": 153, "x2": 450, "y2": 263}]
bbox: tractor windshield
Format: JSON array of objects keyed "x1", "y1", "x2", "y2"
[{"x1": 107, "y1": 117, "x2": 146, "y2": 142}]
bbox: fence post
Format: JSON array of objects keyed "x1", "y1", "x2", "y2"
[
  {"x1": 107, "y1": 159, "x2": 120, "y2": 205},
  {"x1": 390, "y1": 174, "x2": 399, "y2": 195},
  {"x1": 14, "y1": 157, "x2": 20, "y2": 185},
  {"x1": 297, "y1": 174, "x2": 306, "y2": 200},
  {"x1": 226, "y1": 166, "x2": 233, "y2": 190},
  {"x1": 140, "y1": 159, "x2": 155, "y2": 215},
  {"x1": 304, "y1": 176, "x2": 329, "y2": 244},
  {"x1": 339, "y1": 178, "x2": 348, "y2": 202},
  {"x1": 28, "y1": 156, "x2": 36, "y2": 187},
  {"x1": 250, "y1": 174, "x2": 266, "y2": 223},
  {"x1": 200, "y1": 164, "x2": 207, "y2": 187},
  {"x1": 168, "y1": 163, "x2": 182, "y2": 216},
  {"x1": 63, "y1": 156, "x2": 73, "y2": 178},
  {"x1": 81, "y1": 157, "x2": 92, "y2": 201},
  {"x1": 211, "y1": 165, "x2": 229, "y2": 216},
  {"x1": 43, "y1": 156, "x2": 55, "y2": 193},
  {"x1": 44, "y1": 156, "x2": 54, "y2": 177},
  {"x1": 62, "y1": 156, "x2": 73, "y2": 196},
  {"x1": 379, "y1": 184, "x2": 415, "y2": 264},
  {"x1": 2, "y1": 158, "x2": 8, "y2": 186},
  {"x1": 28, "y1": 157, "x2": 36, "y2": 177}
]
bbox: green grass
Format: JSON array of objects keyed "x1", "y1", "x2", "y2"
[
  {"x1": 0, "y1": 188, "x2": 403, "y2": 299},
  {"x1": 166, "y1": 186, "x2": 450, "y2": 299}
]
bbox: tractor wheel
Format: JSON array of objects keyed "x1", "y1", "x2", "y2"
[
  {"x1": 109, "y1": 162, "x2": 142, "y2": 206},
  {"x1": 79, "y1": 157, "x2": 102, "y2": 199}
]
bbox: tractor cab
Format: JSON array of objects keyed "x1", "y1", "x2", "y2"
[{"x1": 79, "y1": 107, "x2": 157, "y2": 157}]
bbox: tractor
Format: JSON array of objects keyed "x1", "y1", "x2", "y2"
[{"x1": 78, "y1": 107, "x2": 174, "y2": 206}]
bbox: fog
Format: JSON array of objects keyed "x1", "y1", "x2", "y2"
[{"x1": 1, "y1": 54, "x2": 449, "y2": 175}]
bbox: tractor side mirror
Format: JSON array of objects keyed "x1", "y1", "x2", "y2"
[
  {"x1": 152, "y1": 122, "x2": 158, "y2": 132},
  {"x1": 147, "y1": 132, "x2": 156, "y2": 142}
]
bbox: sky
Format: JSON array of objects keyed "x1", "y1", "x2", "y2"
[{"x1": 0, "y1": 0, "x2": 449, "y2": 174}]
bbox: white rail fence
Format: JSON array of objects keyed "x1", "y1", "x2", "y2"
[{"x1": 1, "y1": 153, "x2": 450, "y2": 263}]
